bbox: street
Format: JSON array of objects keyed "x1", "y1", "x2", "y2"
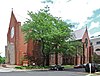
[
  {"x1": 0, "y1": 69, "x2": 88, "y2": 76},
  {"x1": 1, "y1": 67, "x2": 100, "y2": 76}
]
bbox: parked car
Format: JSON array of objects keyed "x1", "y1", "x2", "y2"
[
  {"x1": 82, "y1": 63, "x2": 87, "y2": 68},
  {"x1": 74, "y1": 64, "x2": 83, "y2": 68},
  {"x1": 74, "y1": 63, "x2": 88, "y2": 68},
  {"x1": 49, "y1": 65, "x2": 64, "y2": 71},
  {"x1": 85, "y1": 63, "x2": 98, "y2": 73},
  {"x1": 97, "y1": 64, "x2": 100, "y2": 71}
]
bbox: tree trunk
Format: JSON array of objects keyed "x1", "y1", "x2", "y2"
[
  {"x1": 41, "y1": 38, "x2": 45, "y2": 67},
  {"x1": 75, "y1": 55, "x2": 77, "y2": 65},
  {"x1": 42, "y1": 55, "x2": 45, "y2": 66},
  {"x1": 83, "y1": 43, "x2": 85, "y2": 64},
  {"x1": 46, "y1": 54, "x2": 49, "y2": 66},
  {"x1": 55, "y1": 44, "x2": 58, "y2": 65},
  {"x1": 55, "y1": 52, "x2": 58, "y2": 65}
]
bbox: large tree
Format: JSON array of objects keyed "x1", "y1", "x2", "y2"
[{"x1": 22, "y1": 7, "x2": 72, "y2": 66}]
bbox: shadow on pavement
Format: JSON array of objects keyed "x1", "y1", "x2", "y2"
[
  {"x1": 65, "y1": 68, "x2": 85, "y2": 72},
  {"x1": 29, "y1": 68, "x2": 86, "y2": 73}
]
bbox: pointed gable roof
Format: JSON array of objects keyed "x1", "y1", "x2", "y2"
[
  {"x1": 72, "y1": 28, "x2": 86, "y2": 40},
  {"x1": 9, "y1": 9, "x2": 17, "y2": 25},
  {"x1": 7, "y1": 9, "x2": 19, "y2": 41}
]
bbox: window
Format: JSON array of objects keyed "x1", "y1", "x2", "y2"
[
  {"x1": 11, "y1": 27, "x2": 14, "y2": 38},
  {"x1": 95, "y1": 49, "x2": 100, "y2": 51},
  {"x1": 96, "y1": 41, "x2": 100, "y2": 45},
  {"x1": 85, "y1": 38, "x2": 88, "y2": 47}
]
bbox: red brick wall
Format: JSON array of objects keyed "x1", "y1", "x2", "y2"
[
  {"x1": 7, "y1": 11, "x2": 27, "y2": 65},
  {"x1": 74, "y1": 28, "x2": 91, "y2": 65},
  {"x1": 27, "y1": 40, "x2": 43, "y2": 65},
  {"x1": 82, "y1": 29, "x2": 91, "y2": 64},
  {"x1": 49, "y1": 53, "x2": 62, "y2": 65},
  {"x1": 49, "y1": 54, "x2": 55, "y2": 65},
  {"x1": 17, "y1": 22, "x2": 27, "y2": 65},
  {"x1": 7, "y1": 11, "x2": 18, "y2": 64},
  {"x1": 27, "y1": 39, "x2": 33, "y2": 56},
  {"x1": 7, "y1": 11, "x2": 17, "y2": 43},
  {"x1": 7, "y1": 11, "x2": 43, "y2": 65}
]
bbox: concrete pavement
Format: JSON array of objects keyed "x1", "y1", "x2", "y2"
[
  {"x1": 0, "y1": 67, "x2": 15, "y2": 72},
  {"x1": 0, "y1": 64, "x2": 100, "y2": 76},
  {"x1": 0, "y1": 64, "x2": 49, "y2": 72}
]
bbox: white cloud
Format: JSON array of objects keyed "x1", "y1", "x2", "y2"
[
  {"x1": 0, "y1": 0, "x2": 100, "y2": 57},
  {"x1": 50, "y1": 0, "x2": 100, "y2": 29},
  {"x1": 88, "y1": 22, "x2": 99, "y2": 30},
  {"x1": 0, "y1": 0, "x2": 45, "y2": 57},
  {"x1": 90, "y1": 32, "x2": 100, "y2": 37}
]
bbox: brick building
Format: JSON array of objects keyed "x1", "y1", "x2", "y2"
[
  {"x1": 73, "y1": 28, "x2": 93, "y2": 65},
  {"x1": 90, "y1": 35, "x2": 100, "y2": 63},
  {"x1": 91, "y1": 35, "x2": 100, "y2": 55},
  {"x1": 5, "y1": 10, "x2": 63, "y2": 66},
  {"x1": 5, "y1": 10, "x2": 43, "y2": 65},
  {"x1": 57, "y1": 28, "x2": 93, "y2": 65},
  {"x1": 5, "y1": 10, "x2": 27, "y2": 65},
  {"x1": 5, "y1": 10, "x2": 93, "y2": 66}
]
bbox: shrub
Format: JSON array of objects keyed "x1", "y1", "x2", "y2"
[
  {"x1": 15, "y1": 66, "x2": 25, "y2": 69},
  {"x1": 15, "y1": 65, "x2": 49, "y2": 69}
]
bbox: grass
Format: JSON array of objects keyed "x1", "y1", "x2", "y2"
[
  {"x1": 15, "y1": 65, "x2": 74, "y2": 69},
  {"x1": 15, "y1": 66, "x2": 49, "y2": 69},
  {"x1": 62, "y1": 65, "x2": 74, "y2": 69}
]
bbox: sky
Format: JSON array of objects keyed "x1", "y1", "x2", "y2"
[{"x1": 0, "y1": 0, "x2": 100, "y2": 57}]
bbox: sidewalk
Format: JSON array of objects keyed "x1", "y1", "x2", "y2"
[
  {"x1": 3, "y1": 64, "x2": 100, "y2": 76},
  {"x1": 85, "y1": 71, "x2": 100, "y2": 76},
  {"x1": 95, "y1": 72, "x2": 100, "y2": 76},
  {"x1": 0, "y1": 64, "x2": 49, "y2": 72},
  {"x1": 0, "y1": 67, "x2": 15, "y2": 72}
]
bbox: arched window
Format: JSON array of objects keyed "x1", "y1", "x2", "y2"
[
  {"x1": 85, "y1": 38, "x2": 88, "y2": 47},
  {"x1": 95, "y1": 49, "x2": 100, "y2": 51},
  {"x1": 11, "y1": 27, "x2": 14, "y2": 38},
  {"x1": 96, "y1": 41, "x2": 100, "y2": 45}
]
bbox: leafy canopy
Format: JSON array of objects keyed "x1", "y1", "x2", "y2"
[{"x1": 22, "y1": 7, "x2": 73, "y2": 55}]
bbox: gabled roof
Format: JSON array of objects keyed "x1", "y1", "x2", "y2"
[
  {"x1": 72, "y1": 28, "x2": 86, "y2": 40},
  {"x1": 7, "y1": 9, "x2": 21, "y2": 41},
  {"x1": 8, "y1": 9, "x2": 26, "y2": 26}
]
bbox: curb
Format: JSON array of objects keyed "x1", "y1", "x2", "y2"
[
  {"x1": 95, "y1": 72, "x2": 100, "y2": 75},
  {"x1": 13, "y1": 69, "x2": 49, "y2": 71}
]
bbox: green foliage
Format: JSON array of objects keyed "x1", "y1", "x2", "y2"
[
  {"x1": 15, "y1": 66, "x2": 49, "y2": 69},
  {"x1": 93, "y1": 53, "x2": 100, "y2": 63},
  {"x1": 22, "y1": 6, "x2": 72, "y2": 56},
  {"x1": 62, "y1": 65, "x2": 74, "y2": 69},
  {"x1": 0, "y1": 56, "x2": 5, "y2": 64},
  {"x1": 63, "y1": 40, "x2": 83, "y2": 56},
  {"x1": 15, "y1": 66, "x2": 25, "y2": 69}
]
